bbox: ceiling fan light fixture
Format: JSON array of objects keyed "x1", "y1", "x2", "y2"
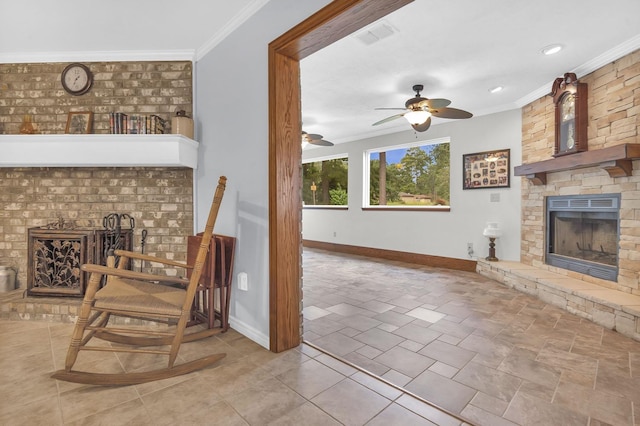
[{"x1": 404, "y1": 110, "x2": 431, "y2": 125}]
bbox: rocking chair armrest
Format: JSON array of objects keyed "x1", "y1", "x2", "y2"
[
  {"x1": 80, "y1": 264, "x2": 190, "y2": 286},
  {"x1": 113, "y1": 249, "x2": 194, "y2": 269}
]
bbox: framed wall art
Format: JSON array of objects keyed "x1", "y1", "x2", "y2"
[
  {"x1": 65, "y1": 111, "x2": 93, "y2": 134},
  {"x1": 463, "y1": 149, "x2": 510, "y2": 190}
]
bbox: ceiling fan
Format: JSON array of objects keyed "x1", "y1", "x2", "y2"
[
  {"x1": 302, "y1": 131, "x2": 334, "y2": 148},
  {"x1": 372, "y1": 84, "x2": 473, "y2": 132}
]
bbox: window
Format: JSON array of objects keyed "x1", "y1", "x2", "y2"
[
  {"x1": 302, "y1": 155, "x2": 348, "y2": 206},
  {"x1": 365, "y1": 137, "x2": 450, "y2": 208}
]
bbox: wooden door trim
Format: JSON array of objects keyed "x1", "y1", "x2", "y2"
[{"x1": 268, "y1": 0, "x2": 413, "y2": 352}]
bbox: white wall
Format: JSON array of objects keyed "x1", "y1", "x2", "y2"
[
  {"x1": 195, "y1": 0, "x2": 522, "y2": 348},
  {"x1": 195, "y1": 0, "x2": 333, "y2": 348},
  {"x1": 302, "y1": 109, "x2": 523, "y2": 262}
]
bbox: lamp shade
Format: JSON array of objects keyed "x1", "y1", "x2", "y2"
[
  {"x1": 483, "y1": 222, "x2": 502, "y2": 238},
  {"x1": 404, "y1": 110, "x2": 431, "y2": 125}
]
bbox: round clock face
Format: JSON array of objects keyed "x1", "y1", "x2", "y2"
[{"x1": 61, "y1": 63, "x2": 93, "y2": 96}]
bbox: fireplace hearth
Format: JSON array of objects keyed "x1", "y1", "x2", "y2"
[{"x1": 546, "y1": 194, "x2": 620, "y2": 282}]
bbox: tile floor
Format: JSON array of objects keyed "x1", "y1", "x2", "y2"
[
  {"x1": 2, "y1": 248, "x2": 640, "y2": 425},
  {"x1": 302, "y1": 248, "x2": 640, "y2": 426},
  {"x1": 0, "y1": 315, "x2": 464, "y2": 425}
]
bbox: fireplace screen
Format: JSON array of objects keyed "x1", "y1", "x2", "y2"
[
  {"x1": 546, "y1": 194, "x2": 620, "y2": 281},
  {"x1": 28, "y1": 223, "x2": 133, "y2": 297}
]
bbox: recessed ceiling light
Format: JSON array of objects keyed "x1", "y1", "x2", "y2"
[
  {"x1": 542, "y1": 44, "x2": 563, "y2": 55},
  {"x1": 489, "y1": 86, "x2": 503, "y2": 94}
]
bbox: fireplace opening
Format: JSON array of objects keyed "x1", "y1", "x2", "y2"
[{"x1": 546, "y1": 194, "x2": 620, "y2": 282}]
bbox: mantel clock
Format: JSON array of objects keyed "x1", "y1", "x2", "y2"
[{"x1": 550, "y1": 72, "x2": 587, "y2": 157}]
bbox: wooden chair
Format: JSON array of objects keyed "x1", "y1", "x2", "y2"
[{"x1": 51, "y1": 176, "x2": 228, "y2": 386}]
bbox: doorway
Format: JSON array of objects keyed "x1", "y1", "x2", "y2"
[{"x1": 268, "y1": 0, "x2": 413, "y2": 352}]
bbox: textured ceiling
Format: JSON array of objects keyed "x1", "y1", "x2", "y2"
[
  {"x1": 300, "y1": 0, "x2": 640, "y2": 144},
  {"x1": 2, "y1": 0, "x2": 639, "y2": 145}
]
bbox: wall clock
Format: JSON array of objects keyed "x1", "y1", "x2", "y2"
[
  {"x1": 61, "y1": 63, "x2": 93, "y2": 96},
  {"x1": 550, "y1": 72, "x2": 587, "y2": 157}
]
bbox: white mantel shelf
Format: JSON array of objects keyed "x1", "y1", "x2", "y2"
[{"x1": 0, "y1": 134, "x2": 199, "y2": 169}]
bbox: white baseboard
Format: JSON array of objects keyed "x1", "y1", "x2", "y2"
[{"x1": 228, "y1": 315, "x2": 269, "y2": 349}]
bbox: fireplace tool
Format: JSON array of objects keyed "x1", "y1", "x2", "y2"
[
  {"x1": 102, "y1": 213, "x2": 135, "y2": 268},
  {"x1": 140, "y1": 229, "x2": 148, "y2": 272}
]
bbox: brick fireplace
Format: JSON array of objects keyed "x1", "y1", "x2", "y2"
[
  {"x1": 0, "y1": 166, "x2": 194, "y2": 289},
  {"x1": 0, "y1": 59, "x2": 196, "y2": 290}
]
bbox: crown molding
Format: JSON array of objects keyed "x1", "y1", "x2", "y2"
[
  {"x1": 0, "y1": 50, "x2": 196, "y2": 64},
  {"x1": 516, "y1": 34, "x2": 640, "y2": 107},
  {"x1": 195, "y1": 0, "x2": 271, "y2": 61}
]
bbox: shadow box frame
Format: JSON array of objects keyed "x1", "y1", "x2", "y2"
[{"x1": 463, "y1": 148, "x2": 510, "y2": 190}]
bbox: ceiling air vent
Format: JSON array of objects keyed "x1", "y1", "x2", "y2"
[{"x1": 354, "y1": 21, "x2": 396, "y2": 45}]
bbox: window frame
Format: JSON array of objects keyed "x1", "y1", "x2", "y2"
[
  {"x1": 302, "y1": 152, "x2": 349, "y2": 209},
  {"x1": 362, "y1": 136, "x2": 451, "y2": 211}
]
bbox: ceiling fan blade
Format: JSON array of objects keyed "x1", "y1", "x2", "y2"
[
  {"x1": 372, "y1": 113, "x2": 405, "y2": 126},
  {"x1": 411, "y1": 117, "x2": 431, "y2": 132},
  {"x1": 310, "y1": 139, "x2": 334, "y2": 147},
  {"x1": 425, "y1": 98, "x2": 451, "y2": 109},
  {"x1": 431, "y1": 107, "x2": 473, "y2": 119},
  {"x1": 306, "y1": 133, "x2": 324, "y2": 140}
]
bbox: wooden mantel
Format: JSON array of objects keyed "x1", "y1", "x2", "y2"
[{"x1": 514, "y1": 143, "x2": 640, "y2": 185}]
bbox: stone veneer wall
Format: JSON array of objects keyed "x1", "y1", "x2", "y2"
[
  {"x1": 0, "y1": 167, "x2": 193, "y2": 289},
  {"x1": 520, "y1": 50, "x2": 640, "y2": 294},
  {"x1": 0, "y1": 61, "x2": 192, "y2": 134}
]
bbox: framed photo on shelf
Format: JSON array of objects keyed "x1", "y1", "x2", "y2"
[
  {"x1": 463, "y1": 149, "x2": 510, "y2": 190},
  {"x1": 65, "y1": 111, "x2": 93, "y2": 134}
]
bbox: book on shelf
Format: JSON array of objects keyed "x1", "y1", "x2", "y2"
[{"x1": 109, "y1": 113, "x2": 166, "y2": 135}]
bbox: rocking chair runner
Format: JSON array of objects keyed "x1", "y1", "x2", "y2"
[{"x1": 51, "y1": 176, "x2": 228, "y2": 386}]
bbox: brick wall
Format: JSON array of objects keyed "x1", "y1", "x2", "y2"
[
  {"x1": 521, "y1": 50, "x2": 640, "y2": 294},
  {"x1": 0, "y1": 60, "x2": 195, "y2": 290},
  {"x1": 0, "y1": 61, "x2": 192, "y2": 135},
  {"x1": 0, "y1": 167, "x2": 193, "y2": 288}
]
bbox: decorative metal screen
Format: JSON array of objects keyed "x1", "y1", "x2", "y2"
[{"x1": 27, "y1": 225, "x2": 133, "y2": 297}]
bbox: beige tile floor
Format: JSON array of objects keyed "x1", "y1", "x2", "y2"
[
  {"x1": 3, "y1": 248, "x2": 640, "y2": 425},
  {"x1": 0, "y1": 319, "x2": 465, "y2": 425},
  {"x1": 302, "y1": 248, "x2": 640, "y2": 426}
]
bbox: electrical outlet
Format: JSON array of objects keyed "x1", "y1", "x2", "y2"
[
  {"x1": 238, "y1": 272, "x2": 248, "y2": 291},
  {"x1": 333, "y1": 231, "x2": 337, "y2": 237}
]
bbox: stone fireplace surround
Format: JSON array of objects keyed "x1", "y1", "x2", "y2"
[{"x1": 477, "y1": 50, "x2": 640, "y2": 342}]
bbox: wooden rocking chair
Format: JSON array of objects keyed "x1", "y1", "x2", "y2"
[{"x1": 51, "y1": 176, "x2": 228, "y2": 386}]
